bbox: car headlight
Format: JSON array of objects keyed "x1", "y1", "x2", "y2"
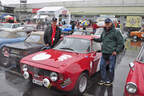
[
  {"x1": 126, "y1": 82, "x2": 137, "y2": 94},
  {"x1": 22, "y1": 64, "x2": 28, "y2": 71},
  {"x1": 129, "y1": 62, "x2": 135, "y2": 71},
  {"x1": 23, "y1": 71, "x2": 29, "y2": 79},
  {"x1": 129, "y1": 62, "x2": 135, "y2": 68},
  {"x1": 50, "y1": 72, "x2": 58, "y2": 82}
]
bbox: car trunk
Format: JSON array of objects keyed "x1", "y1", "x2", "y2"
[{"x1": 4, "y1": 42, "x2": 44, "y2": 58}]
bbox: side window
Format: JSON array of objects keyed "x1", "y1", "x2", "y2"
[
  {"x1": 17, "y1": 24, "x2": 21, "y2": 27},
  {"x1": 12, "y1": 25, "x2": 16, "y2": 28},
  {"x1": 92, "y1": 41, "x2": 101, "y2": 51},
  {"x1": 15, "y1": 24, "x2": 19, "y2": 28}
]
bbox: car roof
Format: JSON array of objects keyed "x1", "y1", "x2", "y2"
[
  {"x1": 31, "y1": 32, "x2": 44, "y2": 36},
  {"x1": 66, "y1": 35, "x2": 97, "y2": 40}
]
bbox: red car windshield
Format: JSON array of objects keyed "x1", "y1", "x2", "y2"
[{"x1": 54, "y1": 37, "x2": 90, "y2": 53}]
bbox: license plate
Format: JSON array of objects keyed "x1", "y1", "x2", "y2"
[{"x1": 32, "y1": 79, "x2": 43, "y2": 86}]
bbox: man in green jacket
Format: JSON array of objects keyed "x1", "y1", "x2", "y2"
[{"x1": 93, "y1": 18, "x2": 124, "y2": 86}]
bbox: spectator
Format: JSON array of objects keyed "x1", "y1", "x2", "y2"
[
  {"x1": 44, "y1": 17, "x2": 61, "y2": 48},
  {"x1": 93, "y1": 18, "x2": 124, "y2": 87}
]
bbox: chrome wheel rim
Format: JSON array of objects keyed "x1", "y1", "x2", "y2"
[{"x1": 79, "y1": 75, "x2": 87, "y2": 93}]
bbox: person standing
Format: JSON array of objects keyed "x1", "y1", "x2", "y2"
[
  {"x1": 76, "y1": 20, "x2": 80, "y2": 31},
  {"x1": 92, "y1": 21, "x2": 99, "y2": 34},
  {"x1": 70, "y1": 20, "x2": 76, "y2": 34},
  {"x1": 93, "y1": 18, "x2": 124, "y2": 86},
  {"x1": 44, "y1": 17, "x2": 61, "y2": 48}
]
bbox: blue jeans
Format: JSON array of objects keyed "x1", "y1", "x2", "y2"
[{"x1": 100, "y1": 55, "x2": 116, "y2": 82}]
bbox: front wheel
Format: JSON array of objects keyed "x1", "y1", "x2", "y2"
[{"x1": 72, "y1": 73, "x2": 88, "y2": 96}]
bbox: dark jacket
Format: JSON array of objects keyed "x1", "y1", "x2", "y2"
[
  {"x1": 44, "y1": 24, "x2": 61, "y2": 47},
  {"x1": 94, "y1": 25, "x2": 124, "y2": 54}
]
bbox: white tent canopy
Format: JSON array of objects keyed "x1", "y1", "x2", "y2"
[
  {"x1": 33, "y1": 15, "x2": 50, "y2": 19},
  {"x1": 37, "y1": 6, "x2": 65, "y2": 13},
  {"x1": 36, "y1": 6, "x2": 71, "y2": 24}
]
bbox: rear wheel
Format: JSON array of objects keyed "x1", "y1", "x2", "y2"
[{"x1": 72, "y1": 73, "x2": 88, "y2": 96}]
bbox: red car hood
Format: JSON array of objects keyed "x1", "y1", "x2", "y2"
[
  {"x1": 21, "y1": 49, "x2": 87, "y2": 69},
  {"x1": 126, "y1": 61, "x2": 144, "y2": 94}
]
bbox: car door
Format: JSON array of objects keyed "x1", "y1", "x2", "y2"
[
  {"x1": 90, "y1": 40, "x2": 102, "y2": 74},
  {"x1": 12, "y1": 24, "x2": 17, "y2": 32},
  {"x1": 16, "y1": 24, "x2": 23, "y2": 32}
]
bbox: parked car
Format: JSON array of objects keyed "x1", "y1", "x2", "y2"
[
  {"x1": 130, "y1": 28, "x2": 144, "y2": 41},
  {"x1": 0, "y1": 23, "x2": 24, "y2": 32},
  {"x1": 2, "y1": 32, "x2": 44, "y2": 68},
  {"x1": 20, "y1": 35, "x2": 102, "y2": 96},
  {"x1": 72, "y1": 31, "x2": 83, "y2": 35},
  {"x1": 23, "y1": 25, "x2": 36, "y2": 33},
  {"x1": 125, "y1": 44, "x2": 144, "y2": 96},
  {"x1": 60, "y1": 24, "x2": 74, "y2": 35},
  {"x1": 94, "y1": 28, "x2": 104, "y2": 38},
  {"x1": 93, "y1": 28, "x2": 127, "y2": 41},
  {"x1": 0, "y1": 31, "x2": 27, "y2": 66}
]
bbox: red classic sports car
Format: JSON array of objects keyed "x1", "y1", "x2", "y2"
[
  {"x1": 20, "y1": 35, "x2": 102, "y2": 95},
  {"x1": 125, "y1": 44, "x2": 144, "y2": 96}
]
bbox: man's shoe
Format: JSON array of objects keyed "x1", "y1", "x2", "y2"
[
  {"x1": 98, "y1": 80, "x2": 105, "y2": 86},
  {"x1": 104, "y1": 81, "x2": 113, "y2": 87}
]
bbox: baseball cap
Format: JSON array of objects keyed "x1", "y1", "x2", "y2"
[
  {"x1": 104, "y1": 18, "x2": 112, "y2": 23},
  {"x1": 52, "y1": 17, "x2": 57, "y2": 22}
]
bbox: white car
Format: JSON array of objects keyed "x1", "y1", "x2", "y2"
[
  {"x1": 0, "y1": 23, "x2": 24, "y2": 32},
  {"x1": 23, "y1": 25, "x2": 36, "y2": 32},
  {"x1": 94, "y1": 28, "x2": 104, "y2": 38}
]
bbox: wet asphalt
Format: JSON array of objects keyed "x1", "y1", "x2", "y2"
[{"x1": 0, "y1": 39, "x2": 142, "y2": 96}]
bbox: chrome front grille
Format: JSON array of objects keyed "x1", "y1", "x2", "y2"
[
  {"x1": 28, "y1": 66, "x2": 51, "y2": 77},
  {"x1": 10, "y1": 49, "x2": 20, "y2": 55}
]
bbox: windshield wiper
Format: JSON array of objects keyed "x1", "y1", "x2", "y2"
[{"x1": 60, "y1": 47, "x2": 74, "y2": 51}]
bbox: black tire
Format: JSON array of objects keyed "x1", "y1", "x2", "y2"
[{"x1": 72, "y1": 73, "x2": 88, "y2": 96}]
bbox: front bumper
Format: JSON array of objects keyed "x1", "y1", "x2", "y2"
[{"x1": 22, "y1": 70, "x2": 75, "y2": 91}]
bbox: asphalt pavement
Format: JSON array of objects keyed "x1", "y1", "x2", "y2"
[{"x1": 0, "y1": 39, "x2": 142, "y2": 96}]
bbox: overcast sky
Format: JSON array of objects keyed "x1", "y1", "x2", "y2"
[{"x1": 1, "y1": 0, "x2": 82, "y2": 5}]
